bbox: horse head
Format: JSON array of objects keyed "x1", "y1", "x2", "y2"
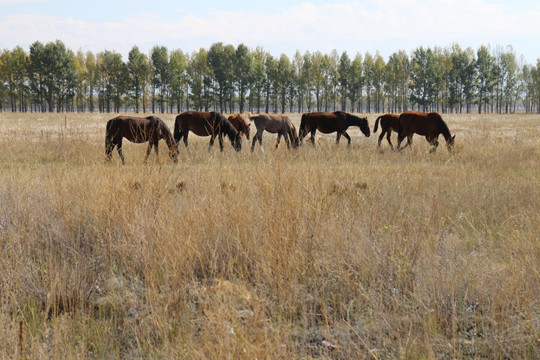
[
  {"x1": 289, "y1": 123, "x2": 300, "y2": 148},
  {"x1": 344, "y1": 113, "x2": 370, "y2": 138},
  {"x1": 358, "y1": 116, "x2": 371, "y2": 137},
  {"x1": 447, "y1": 135, "x2": 456, "y2": 152},
  {"x1": 238, "y1": 114, "x2": 251, "y2": 140}
]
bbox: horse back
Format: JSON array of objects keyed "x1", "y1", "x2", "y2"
[
  {"x1": 303, "y1": 112, "x2": 344, "y2": 134},
  {"x1": 399, "y1": 111, "x2": 440, "y2": 136},
  {"x1": 176, "y1": 111, "x2": 216, "y2": 137}
]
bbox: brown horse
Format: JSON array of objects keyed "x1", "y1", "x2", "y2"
[
  {"x1": 247, "y1": 112, "x2": 299, "y2": 152},
  {"x1": 174, "y1": 111, "x2": 241, "y2": 152},
  {"x1": 105, "y1": 115, "x2": 178, "y2": 164},
  {"x1": 397, "y1": 111, "x2": 455, "y2": 153},
  {"x1": 299, "y1": 111, "x2": 370, "y2": 146},
  {"x1": 227, "y1": 113, "x2": 250, "y2": 140},
  {"x1": 373, "y1": 113, "x2": 401, "y2": 149}
]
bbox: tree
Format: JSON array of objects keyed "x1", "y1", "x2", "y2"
[
  {"x1": 28, "y1": 40, "x2": 76, "y2": 112},
  {"x1": 263, "y1": 52, "x2": 278, "y2": 113},
  {"x1": 0, "y1": 47, "x2": 29, "y2": 112},
  {"x1": 311, "y1": 51, "x2": 326, "y2": 111},
  {"x1": 249, "y1": 46, "x2": 266, "y2": 113},
  {"x1": 476, "y1": 45, "x2": 497, "y2": 114},
  {"x1": 150, "y1": 46, "x2": 170, "y2": 113},
  {"x1": 234, "y1": 44, "x2": 252, "y2": 113},
  {"x1": 186, "y1": 48, "x2": 211, "y2": 111},
  {"x1": 207, "y1": 42, "x2": 235, "y2": 112},
  {"x1": 96, "y1": 50, "x2": 126, "y2": 113},
  {"x1": 276, "y1": 53, "x2": 294, "y2": 113},
  {"x1": 169, "y1": 49, "x2": 187, "y2": 113},
  {"x1": 348, "y1": 53, "x2": 363, "y2": 112},
  {"x1": 85, "y1": 51, "x2": 97, "y2": 112},
  {"x1": 127, "y1": 46, "x2": 149, "y2": 113},
  {"x1": 337, "y1": 51, "x2": 351, "y2": 111},
  {"x1": 409, "y1": 47, "x2": 440, "y2": 111},
  {"x1": 373, "y1": 52, "x2": 386, "y2": 112},
  {"x1": 385, "y1": 50, "x2": 409, "y2": 112}
]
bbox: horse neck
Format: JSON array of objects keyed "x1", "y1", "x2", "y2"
[
  {"x1": 220, "y1": 119, "x2": 238, "y2": 141},
  {"x1": 159, "y1": 123, "x2": 175, "y2": 149},
  {"x1": 348, "y1": 116, "x2": 363, "y2": 127},
  {"x1": 438, "y1": 119, "x2": 452, "y2": 142}
]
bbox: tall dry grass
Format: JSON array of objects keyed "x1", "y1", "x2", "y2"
[{"x1": 0, "y1": 112, "x2": 539, "y2": 359}]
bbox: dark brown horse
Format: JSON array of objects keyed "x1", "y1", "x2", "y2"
[
  {"x1": 397, "y1": 111, "x2": 455, "y2": 153},
  {"x1": 299, "y1": 111, "x2": 370, "y2": 146},
  {"x1": 373, "y1": 113, "x2": 401, "y2": 149},
  {"x1": 174, "y1": 111, "x2": 241, "y2": 152},
  {"x1": 228, "y1": 113, "x2": 251, "y2": 140},
  {"x1": 247, "y1": 112, "x2": 299, "y2": 152},
  {"x1": 105, "y1": 115, "x2": 178, "y2": 164}
]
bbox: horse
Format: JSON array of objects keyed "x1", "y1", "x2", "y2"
[
  {"x1": 299, "y1": 111, "x2": 370, "y2": 146},
  {"x1": 373, "y1": 113, "x2": 401, "y2": 149},
  {"x1": 247, "y1": 112, "x2": 299, "y2": 152},
  {"x1": 227, "y1": 113, "x2": 251, "y2": 140},
  {"x1": 174, "y1": 111, "x2": 242, "y2": 152},
  {"x1": 105, "y1": 115, "x2": 178, "y2": 164},
  {"x1": 397, "y1": 111, "x2": 455, "y2": 153}
]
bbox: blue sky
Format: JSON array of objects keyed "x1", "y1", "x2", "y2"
[{"x1": 1, "y1": 0, "x2": 539, "y2": 64}]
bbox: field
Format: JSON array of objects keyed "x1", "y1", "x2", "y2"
[{"x1": 0, "y1": 112, "x2": 539, "y2": 359}]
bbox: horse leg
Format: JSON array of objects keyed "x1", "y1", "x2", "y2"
[
  {"x1": 386, "y1": 130, "x2": 395, "y2": 150},
  {"x1": 378, "y1": 130, "x2": 385, "y2": 148},
  {"x1": 218, "y1": 133, "x2": 224, "y2": 152},
  {"x1": 342, "y1": 132, "x2": 351, "y2": 147},
  {"x1": 404, "y1": 135, "x2": 413, "y2": 149},
  {"x1": 117, "y1": 139, "x2": 125, "y2": 165},
  {"x1": 105, "y1": 141, "x2": 114, "y2": 162},
  {"x1": 208, "y1": 135, "x2": 215, "y2": 153},
  {"x1": 258, "y1": 133, "x2": 264, "y2": 153},
  {"x1": 275, "y1": 133, "x2": 282, "y2": 149},
  {"x1": 428, "y1": 137, "x2": 439, "y2": 153},
  {"x1": 397, "y1": 132, "x2": 406, "y2": 150},
  {"x1": 251, "y1": 135, "x2": 257, "y2": 152},
  {"x1": 310, "y1": 129, "x2": 316, "y2": 146},
  {"x1": 336, "y1": 132, "x2": 341, "y2": 145},
  {"x1": 153, "y1": 139, "x2": 160, "y2": 162},
  {"x1": 144, "y1": 142, "x2": 152, "y2": 164},
  {"x1": 283, "y1": 132, "x2": 291, "y2": 149}
]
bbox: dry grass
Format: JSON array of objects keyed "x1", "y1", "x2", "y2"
[{"x1": 0, "y1": 112, "x2": 539, "y2": 359}]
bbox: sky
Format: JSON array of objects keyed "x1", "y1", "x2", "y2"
[{"x1": 1, "y1": 0, "x2": 539, "y2": 64}]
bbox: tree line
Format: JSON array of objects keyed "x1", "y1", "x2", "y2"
[{"x1": 1, "y1": 40, "x2": 540, "y2": 114}]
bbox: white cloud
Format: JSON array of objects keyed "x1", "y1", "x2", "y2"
[{"x1": 1, "y1": 0, "x2": 539, "y2": 62}]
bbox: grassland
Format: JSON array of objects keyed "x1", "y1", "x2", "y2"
[{"x1": 0, "y1": 112, "x2": 539, "y2": 359}]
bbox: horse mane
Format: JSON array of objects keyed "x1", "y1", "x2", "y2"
[
  {"x1": 216, "y1": 114, "x2": 239, "y2": 142},
  {"x1": 158, "y1": 119, "x2": 176, "y2": 150},
  {"x1": 430, "y1": 112, "x2": 451, "y2": 139}
]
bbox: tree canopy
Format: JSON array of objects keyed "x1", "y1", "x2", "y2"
[{"x1": 1, "y1": 40, "x2": 539, "y2": 114}]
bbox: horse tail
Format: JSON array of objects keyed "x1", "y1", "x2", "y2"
[
  {"x1": 173, "y1": 115, "x2": 182, "y2": 142},
  {"x1": 105, "y1": 119, "x2": 114, "y2": 148},
  {"x1": 299, "y1": 113, "x2": 308, "y2": 140},
  {"x1": 373, "y1": 115, "x2": 382, "y2": 133}
]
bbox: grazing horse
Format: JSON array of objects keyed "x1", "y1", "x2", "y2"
[
  {"x1": 299, "y1": 111, "x2": 370, "y2": 146},
  {"x1": 227, "y1": 113, "x2": 251, "y2": 140},
  {"x1": 105, "y1": 115, "x2": 178, "y2": 164},
  {"x1": 247, "y1": 112, "x2": 299, "y2": 152},
  {"x1": 174, "y1": 111, "x2": 242, "y2": 152},
  {"x1": 373, "y1": 113, "x2": 401, "y2": 149},
  {"x1": 397, "y1": 111, "x2": 455, "y2": 153}
]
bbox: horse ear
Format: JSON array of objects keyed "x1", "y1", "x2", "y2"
[{"x1": 452, "y1": 135, "x2": 456, "y2": 141}]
